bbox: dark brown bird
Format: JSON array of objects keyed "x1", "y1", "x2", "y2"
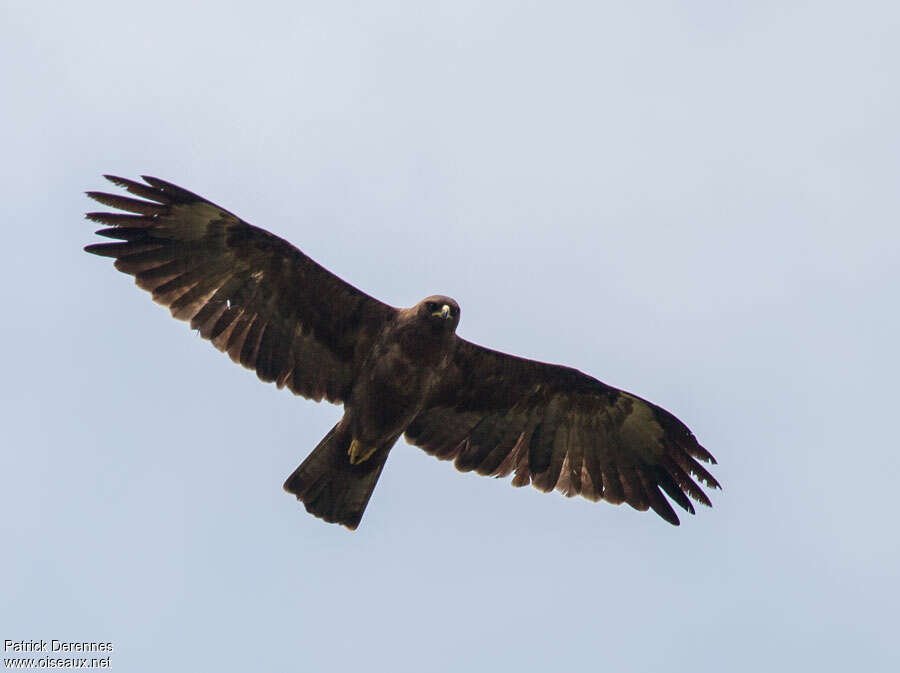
[{"x1": 85, "y1": 175, "x2": 720, "y2": 530}]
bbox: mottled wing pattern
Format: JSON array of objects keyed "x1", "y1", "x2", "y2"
[
  {"x1": 405, "y1": 339, "x2": 719, "y2": 524},
  {"x1": 85, "y1": 175, "x2": 396, "y2": 403}
]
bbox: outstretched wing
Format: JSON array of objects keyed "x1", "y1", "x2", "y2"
[
  {"x1": 85, "y1": 175, "x2": 396, "y2": 403},
  {"x1": 405, "y1": 339, "x2": 719, "y2": 524}
]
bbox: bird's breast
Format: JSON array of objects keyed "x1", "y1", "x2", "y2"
[{"x1": 350, "y1": 336, "x2": 452, "y2": 441}]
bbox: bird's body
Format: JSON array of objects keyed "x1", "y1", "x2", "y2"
[
  {"x1": 85, "y1": 175, "x2": 720, "y2": 530},
  {"x1": 285, "y1": 298, "x2": 461, "y2": 527},
  {"x1": 350, "y1": 298, "x2": 460, "y2": 451}
]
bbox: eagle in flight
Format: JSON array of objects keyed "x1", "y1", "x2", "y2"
[{"x1": 85, "y1": 175, "x2": 719, "y2": 530}]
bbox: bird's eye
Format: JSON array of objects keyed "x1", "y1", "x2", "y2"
[{"x1": 426, "y1": 302, "x2": 437, "y2": 312}]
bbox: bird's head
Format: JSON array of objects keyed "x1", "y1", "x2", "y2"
[{"x1": 418, "y1": 295, "x2": 460, "y2": 331}]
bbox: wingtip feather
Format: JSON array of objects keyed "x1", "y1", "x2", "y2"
[{"x1": 84, "y1": 243, "x2": 114, "y2": 256}]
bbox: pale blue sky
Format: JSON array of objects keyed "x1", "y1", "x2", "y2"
[{"x1": 2, "y1": 1, "x2": 898, "y2": 671}]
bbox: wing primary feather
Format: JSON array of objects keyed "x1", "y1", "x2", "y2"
[
  {"x1": 83, "y1": 243, "x2": 118, "y2": 257},
  {"x1": 93, "y1": 227, "x2": 152, "y2": 241},
  {"x1": 85, "y1": 192, "x2": 165, "y2": 216},
  {"x1": 84, "y1": 241, "x2": 163, "y2": 259},
  {"x1": 86, "y1": 212, "x2": 154, "y2": 227},
  {"x1": 637, "y1": 468, "x2": 680, "y2": 525},
  {"x1": 113, "y1": 248, "x2": 175, "y2": 275},
  {"x1": 659, "y1": 455, "x2": 711, "y2": 507},
  {"x1": 140, "y1": 175, "x2": 204, "y2": 203},
  {"x1": 653, "y1": 467, "x2": 695, "y2": 515},
  {"x1": 687, "y1": 442, "x2": 717, "y2": 464},
  {"x1": 104, "y1": 175, "x2": 172, "y2": 203},
  {"x1": 676, "y1": 452, "x2": 722, "y2": 490}
]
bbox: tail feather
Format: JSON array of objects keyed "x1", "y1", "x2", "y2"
[{"x1": 284, "y1": 422, "x2": 389, "y2": 530}]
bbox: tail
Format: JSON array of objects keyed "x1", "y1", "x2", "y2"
[{"x1": 283, "y1": 421, "x2": 390, "y2": 530}]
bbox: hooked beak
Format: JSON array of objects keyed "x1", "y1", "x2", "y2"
[{"x1": 432, "y1": 304, "x2": 451, "y2": 319}]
